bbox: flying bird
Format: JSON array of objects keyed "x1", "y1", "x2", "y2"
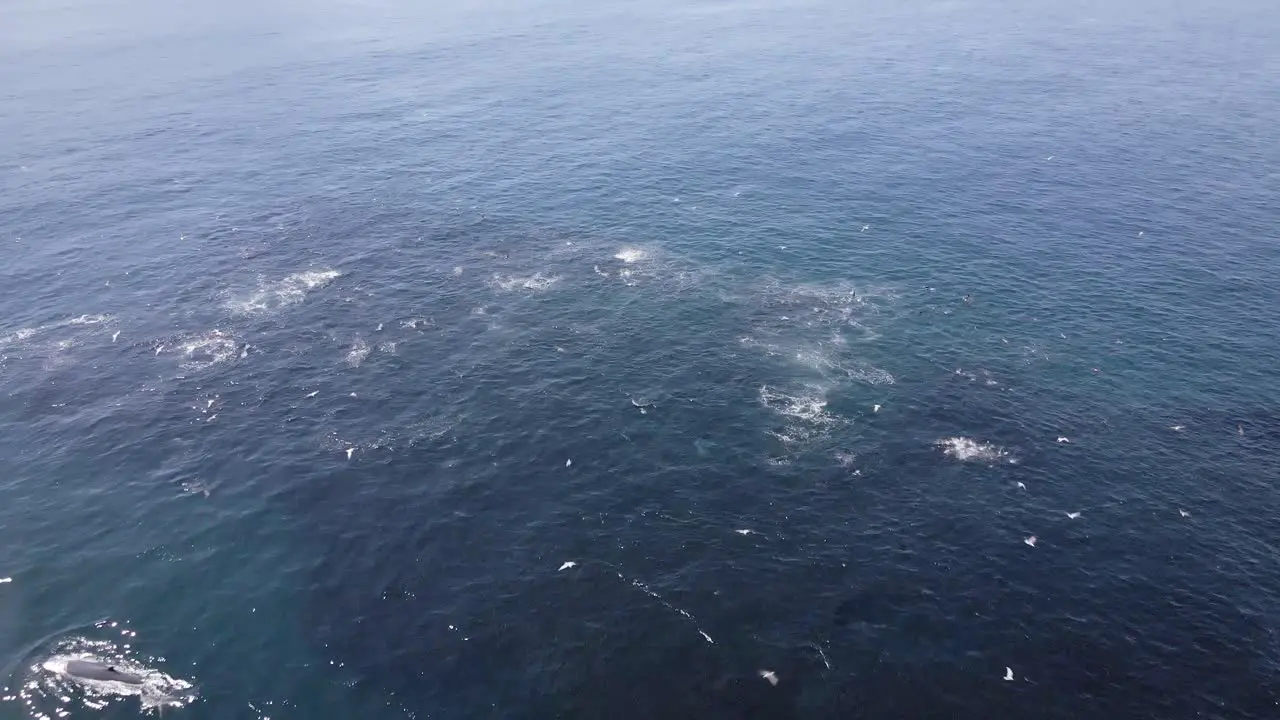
[{"x1": 1024, "y1": 536, "x2": 1037, "y2": 547}]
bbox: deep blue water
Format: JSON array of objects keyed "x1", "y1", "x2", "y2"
[{"x1": 3, "y1": 0, "x2": 1280, "y2": 717}]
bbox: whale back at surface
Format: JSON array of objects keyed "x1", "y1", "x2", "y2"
[{"x1": 64, "y1": 660, "x2": 144, "y2": 685}]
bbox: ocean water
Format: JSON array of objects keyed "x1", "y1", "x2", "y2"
[{"x1": 3, "y1": 0, "x2": 1280, "y2": 717}]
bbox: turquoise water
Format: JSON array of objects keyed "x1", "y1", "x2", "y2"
[{"x1": 3, "y1": 0, "x2": 1280, "y2": 717}]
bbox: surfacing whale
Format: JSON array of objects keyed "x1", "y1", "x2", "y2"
[{"x1": 63, "y1": 659, "x2": 144, "y2": 685}]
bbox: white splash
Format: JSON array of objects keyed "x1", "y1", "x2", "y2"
[
  {"x1": 936, "y1": 437, "x2": 1014, "y2": 464},
  {"x1": 66, "y1": 314, "x2": 112, "y2": 326},
  {"x1": 226, "y1": 268, "x2": 342, "y2": 315},
  {"x1": 614, "y1": 247, "x2": 648, "y2": 264},
  {"x1": 489, "y1": 273, "x2": 559, "y2": 292},
  {"x1": 0, "y1": 577, "x2": 11, "y2": 583}
]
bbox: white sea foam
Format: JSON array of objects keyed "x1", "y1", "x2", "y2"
[
  {"x1": 156, "y1": 330, "x2": 241, "y2": 371},
  {"x1": 345, "y1": 338, "x2": 371, "y2": 367},
  {"x1": 760, "y1": 384, "x2": 840, "y2": 448},
  {"x1": 226, "y1": 268, "x2": 342, "y2": 315},
  {"x1": 1, "y1": 314, "x2": 117, "y2": 350},
  {"x1": 0, "y1": 327, "x2": 38, "y2": 347},
  {"x1": 936, "y1": 437, "x2": 1015, "y2": 464},
  {"x1": 793, "y1": 348, "x2": 895, "y2": 385},
  {"x1": 489, "y1": 273, "x2": 559, "y2": 292},
  {"x1": 760, "y1": 384, "x2": 836, "y2": 427}
]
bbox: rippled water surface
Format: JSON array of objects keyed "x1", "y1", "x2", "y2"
[{"x1": 3, "y1": 0, "x2": 1280, "y2": 717}]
